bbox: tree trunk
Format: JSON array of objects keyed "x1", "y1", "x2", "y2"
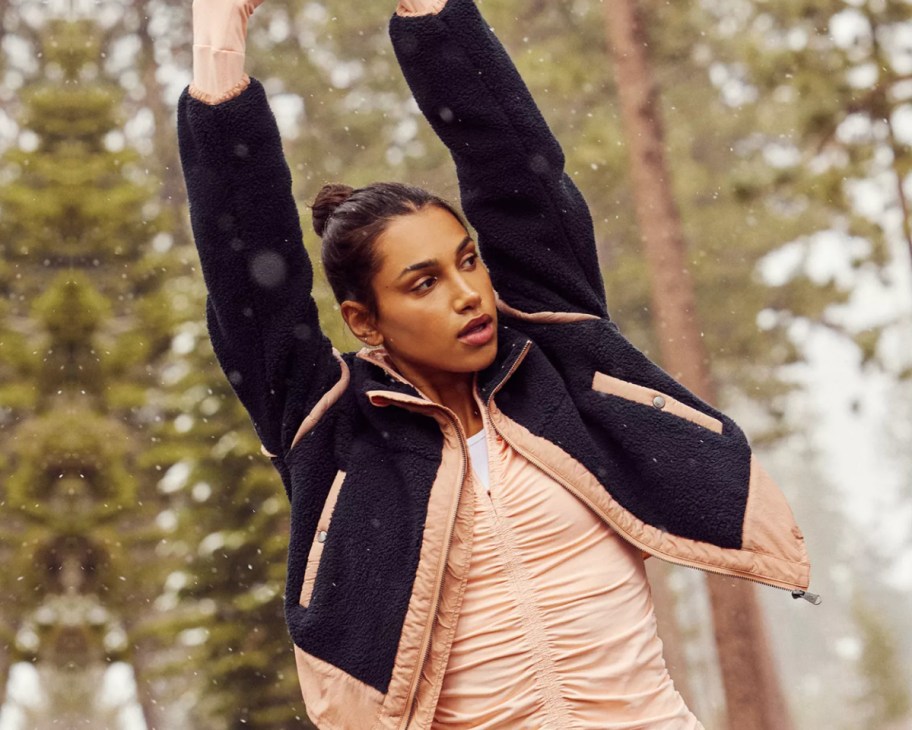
[
  {"x1": 601, "y1": 1, "x2": 794, "y2": 728},
  {"x1": 0, "y1": 625, "x2": 10, "y2": 710},
  {"x1": 860, "y1": 6, "x2": 912, "y2": 277},
  {"x1": 131, "y1": 643, "x2": 165, "y2": 730}
]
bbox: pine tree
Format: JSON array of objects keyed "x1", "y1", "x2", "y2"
[
  {"x1": 168, "y1": 365, "x2": 318, "y2": 728},
  {"x1": 694, "y1": 0, "x2": 912, "y2": 379},
  {"x1": 0, "y1": 17, "x2": 188, "y2": 726}
]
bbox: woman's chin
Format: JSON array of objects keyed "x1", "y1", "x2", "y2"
[
  {"x1": 471, "y1": 339, "x2": 499, "y2": 371},
  {"x1": 437, "y1": 341, "x2": 498, "y2": 375}
]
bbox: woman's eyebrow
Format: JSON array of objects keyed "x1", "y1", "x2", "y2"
[
  {"x1": 457, "y1": 235, "x2": 473, "y2": 252},
  {"x1": 396, "y1": 235, "x2": 473, "y2": 280}
]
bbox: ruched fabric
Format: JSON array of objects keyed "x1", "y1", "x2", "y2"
[{"x1": 430, "y1": 414, "x2": 703, "y2": 730}]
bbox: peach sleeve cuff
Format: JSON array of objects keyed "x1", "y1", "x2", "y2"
[{"x1": 190, "y1": 45, "x2": 250, "y2": 105}]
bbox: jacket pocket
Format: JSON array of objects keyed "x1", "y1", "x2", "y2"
[
  {"x1": 591, "y1": 370, "x2": 723, "y2": 434},
  {"x1": 299, "y1": 469, "x2": 347, "y2": 609}
]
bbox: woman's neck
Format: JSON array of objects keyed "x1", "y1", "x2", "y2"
[{"x1": 388, "y1": 354, "x2": 484, "y2": 437}]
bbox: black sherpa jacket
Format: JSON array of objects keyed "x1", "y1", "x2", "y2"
[{"x1": 177, "y1": 1, "x2": 815, "y2": 727}]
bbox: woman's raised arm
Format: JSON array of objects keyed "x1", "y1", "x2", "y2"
[
  {"x1": 177, "y1": 0, "x2": 344, "y2": 463},
  {"x1": 389, "y1": 0, "x2": 609, "y2": 320}
]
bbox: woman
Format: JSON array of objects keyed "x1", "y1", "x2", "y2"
[{"x1": 178, "y1": 0, "x2": 817, "y2": 728}]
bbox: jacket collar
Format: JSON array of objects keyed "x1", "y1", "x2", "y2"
[{"x1": 354, "y1": 322, "x2": 532, "y2": 409}]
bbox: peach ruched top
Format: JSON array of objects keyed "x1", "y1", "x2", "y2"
[{"x1": 428, "y1": 411, "x2": 704, "y2": 729}]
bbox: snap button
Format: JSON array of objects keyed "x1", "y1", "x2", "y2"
[
  {"x1": 652, "y1": 395, "x2": 666, "y2": 409},
  {"x1": 317, "y1": 530, "x2": 328, "y2": 543}
]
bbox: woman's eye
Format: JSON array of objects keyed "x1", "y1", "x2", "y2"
[
  {"x1": 414, "y1": 277, "x2": 436, "y2": 292},
  {"x1": 463, "y1": 254, "x2": 477, "y2": 267}
]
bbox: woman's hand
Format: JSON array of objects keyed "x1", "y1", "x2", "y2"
[
  {"x1": 191, "y1": 0, "x2": 265, "y2": 103},
  {"x1": 395, "y1": 0, "x2": 446, "y2": 17}
]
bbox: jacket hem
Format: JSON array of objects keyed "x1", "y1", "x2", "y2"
[{"x1": 293, "y1": 644, "x2": 386, "y2": 730}]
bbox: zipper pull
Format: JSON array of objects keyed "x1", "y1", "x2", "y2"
[{"x1": 791, "y1": 589, "x2": 822, "y2": 605}]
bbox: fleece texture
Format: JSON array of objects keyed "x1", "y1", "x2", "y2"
[{"x1": 177, "y1": 0, "x2": 757, "y2": 698}]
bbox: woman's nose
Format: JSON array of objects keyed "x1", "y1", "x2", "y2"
[{"x1": 453, "y1": 275, "x2": 482, "y2": 309}]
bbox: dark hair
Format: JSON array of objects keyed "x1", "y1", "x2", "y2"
[{"x1": 309, "y1": 182, "x2": 468, "y2": 318}]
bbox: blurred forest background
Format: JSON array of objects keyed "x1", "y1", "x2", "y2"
[{"x1": 0, "y1": 0, "x2": 911, "y2": 727}]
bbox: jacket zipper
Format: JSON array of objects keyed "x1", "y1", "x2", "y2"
[
  {"x1": 484, "y1": 342, "x2": 821, "y2": 606},
  {"x1": 400, "y1": 409, "x2": 468, "y2": 730},
  {"x1": 398, "y1": 344, "x2": 535, "y2": 728}
]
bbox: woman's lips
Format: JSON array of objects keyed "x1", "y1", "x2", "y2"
[{"x1": 457, "y1": 320, "x2": 494, "y2": 346}]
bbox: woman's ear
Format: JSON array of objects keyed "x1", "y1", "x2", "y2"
[{"x1": 340, "y1": 300, "x2": 383, "y2": 347}]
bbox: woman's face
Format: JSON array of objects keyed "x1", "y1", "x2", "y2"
[{"x1": 346, "y1": 204, "x2": 499, "y2": 382}]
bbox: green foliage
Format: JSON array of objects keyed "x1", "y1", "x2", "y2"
[
  {"x1": 693, "y1": 0, "x2": 909, "y2": 378},
  {"x1": 0, "y1": 26, "x2": 158, "y2": 269},
  {"x1": 170, "y1": 371, "x2": 315, "y2": 727},
  {"x1": 0, "y1": 14, "x2": 187, "y2": 725}
]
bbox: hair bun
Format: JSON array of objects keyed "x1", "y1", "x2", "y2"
[{"x1": 310, "y1": 183, "x2": 355, "y2": 237}]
